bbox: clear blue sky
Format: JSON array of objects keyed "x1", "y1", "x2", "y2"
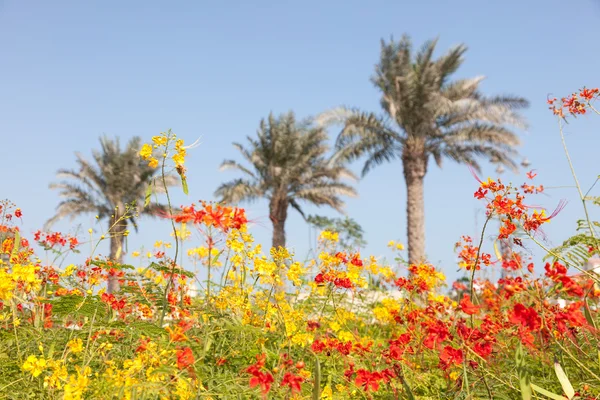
[{"x1": 2, "y1": 1, "x2": 600, "y2": 285}]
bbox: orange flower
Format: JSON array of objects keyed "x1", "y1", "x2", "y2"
[
  {"x1": 176, "y1": 347, "x2": 195, "y2": 370},
  {"x1": 166, "y1": 325, "x2": 188, "y2": 342},
  {"x1": 459, "y1": 294, "x2": 480, "y2": 315}
]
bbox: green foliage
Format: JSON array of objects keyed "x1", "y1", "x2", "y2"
[
  {"x1": 148, "y1": 261, "x2": 195, "y2": 278},
  {"x1": 90, "y1": 259, "x2": 135, "y2": 271},
  {"x1": 49, "y1": 295, "x2": 107, "y2": 319},
  {"x1": 544, "y1": 230, "x2": 600, "y2": 268},
  {"x1": 307, "y1": 214, "x2": 367, "y2": 249}
]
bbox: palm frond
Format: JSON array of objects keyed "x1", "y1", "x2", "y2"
[
  {"x1": 289, "y1": 199, "x2": 307, "y2": 220},
  {"x1": 48, "y1": 136, "x2": 169, "y2": 230},
  {"x1": 216, "y1": 111, "x2": 357, "y2": 218},
  {"x1": 329, "y1": 34, "x2": 528, "y2": 179},
  {"x1": 219, "y1": 159, "x2": 258, "y2": 179},
  {"x1": 215, "y1": 179, "x2": 264, "y2": 205}
]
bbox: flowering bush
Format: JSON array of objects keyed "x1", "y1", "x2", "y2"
[{"x1": 1, "y1": 90, "x2": 600, "y2": 399}]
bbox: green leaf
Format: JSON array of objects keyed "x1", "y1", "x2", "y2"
[
  {"x1": 181, "y1": 176, "x2": 189, "y2": 195},
  {"x1": 90, "y1": 260, "x2": 135, "y2": 271},
  {"x1": 204, "y1": 335, "x2": 213, "y2": 356},
  {"x1": 401, "y1": 378, "x2": 416, "y2": 400},
  {"x1": 312, "y1": 355, "x2": 321, "y2": 400},
  {"x1": 584, "y1": 300, "x2": 597, "y2": 330},
  {"x1": 530, "y1": 383, "x2": 568, "y2": 400},
  {"x1": 49, "y1": 295, "x2": 86, "y2": 317},
  {"x1": 516, "y1": 342, "x2": 532, "y2": 400},
  {"x1": 129, "y1": 321, "x2": 166, "y2": 336},
  {"x1": 554, "y1": 362, "x2": 574, "y2": 399},
  {"x1": 144, "y1": 181, "x2": 153, "y2": 207},
  {"x1": 149, "y1": 262, "x2": 195, "y2": 278}
]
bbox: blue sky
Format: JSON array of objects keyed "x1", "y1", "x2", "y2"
[{"x1": 2, "y1": 1, "x2": 600, "y2": 285}]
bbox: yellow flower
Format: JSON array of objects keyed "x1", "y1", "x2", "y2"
[
  {"x1": 12, "y1": 264, "x2": 42, "y2": 293},
  {"x1": 44, "y1": 359, "x2": 68, "y2": 389},
  {"x1": 336, "y1": 384, "x2": 348, "y2": 394},
  {"x1": 62, "y1": 264, "x2": 77, "y2": 277},
  {"x1": 338, "y1": 331, "x2": 354, "y2": 343},
  {"x1": 174, "y1": 376, "x2": 194, "y2": 400},
  {"x1": 229, "y1": 239, "x2": 244, "y2": 253},
  {"x1": 171, "y1": 223, "x2": 190, "y2": 240},
  {"x1": 428, "y1": 292, "x2": 446, "y2": 303},
  {"x1": 0, "y1": 268, "x2": 15, "y2": 301},
  {"x1": 63, "y1": 366, "x2": 91, "y2": 400},
  {"x1": 148, "y1": 157, "x2": 159, "y2": 169},
  {"x1": 139, "y1": 144, "x2": 153, "y2": 160},
  {"x1": 298, "y1": 369, "x2": 311, "y2": 379},
  {"x1": 172, "y1": 151, "x2": 185, "y2": 166},
  {"x1": 321, "y1": 385, "x2": 333, "y2": 399},
  {"x1": 132, "y1": 251, "x2": 140, "y2": 258},
  {"x1": 270, "y1": 246, "x2": 292, "y2": 261},
  {"x1": 329, "y1": 321, "x2": 341, "y2": 332},
  {"x1": 319, "y1": 230, "x2": 339, "y2": 243},
  {"x1": 67, "y1": 338, "x2": 84, "y2": 354},
  {"x1": 286, "y1": 262, "x2": 305, "y2": 286},
  {"x1": 22, "y1": 355, "x2": 47, "y2": 377},
  {"x1": 152, "y1": 135, "x2": 167, "y2": 146}
]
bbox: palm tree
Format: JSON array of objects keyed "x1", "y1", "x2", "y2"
[
  {"x1": 320, "y1": 35, "x2": 528, "y2": 265},
  {"x1": 47, "y1": 136, "x2": 177, "y2": 293},
  {"x1": 215, "y1": 111, "x2": 357, "y2": 249}
]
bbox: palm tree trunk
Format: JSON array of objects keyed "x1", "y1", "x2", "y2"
[
  {"x1": 269, "y1": 198, "x2": 288, "y2": 249},
  {"x1": 269, "y1": 197, "x2": 288, "y2": 292},
  {"x1": 403, "y1": 154, "x2": 427, "y2": 265},
  {"x1": 107, "y1": 209, "x2": 126, "y2": 293}
]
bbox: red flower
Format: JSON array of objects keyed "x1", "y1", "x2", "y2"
[
  {"x1": 281, "y1": 372, "x2": 304, "y2": 393},
  {"x1": 459, "y1": 294, "x2": 480, "y2": 315},
  {"x1": 136, "y1": 338, "x2": 150, "y2": 353},
  {"x1": 388, "y1": 345, "x2": 404, "y2": 360},
  {"x1": 580, "y1": 87, "x2": 599, "y2": 101},
  {"x1": 246, "y1": 354, "x2": 273, "y2": 397},
  {"x1": 423, "y1": 320, "x2": 451, "y2": 349},
  {"x1": 499, "y1": 219, "x2": 517, "y2": 239},
  {"x1": 306, "y1": 320, "x2": 320, "y2": 331},
  {"x1": 439, "y1": 346, "x2": 463, "y2": 370},
  {"x1": 14, "y1": 208, "x2": 22, "y2": 218},
  {"x1": 176, "y1": 347, "x2": 195, "y2": 370},
  {"x1": 216, "y1": 357, "x2": 227, "y2": 366},
  {"x1": 249, "y1": 372, "x2": 273, "y2": 397},
  {"x1": 349, "y1": 253, "x2": 363, "y2": 267},
  {"x1": 509, "y1": 304, "x2": 541, "y2": 332},
  {"x1": 333, "y1": 277, "x2": 353, "y2": 289},
  {"x1": 473, "y1": 341, "x2": 493, "y2": 359},
  {"x1": 355, "y1": 369, "x2": 382, "y2": 392},
  {"x1": 68, "y1": 237, "x2": 79, "y2": 249},
  {"x1": 474, "y1": 187, "x2": 488, "y2": 199},
  {"x1": 311, "y1": 339, "x2": 325, "y2": 353},
  {"x1": 314, "y1": 273, "x2": 325, "y2": 285}
]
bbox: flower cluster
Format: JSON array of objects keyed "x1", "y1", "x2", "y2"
[
  {"x1": 139, "y1": 130, "x2": 189, "y2": 190},
  {"x1": 548, "y1": 87, "x2": 599, "y2": 117}
]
